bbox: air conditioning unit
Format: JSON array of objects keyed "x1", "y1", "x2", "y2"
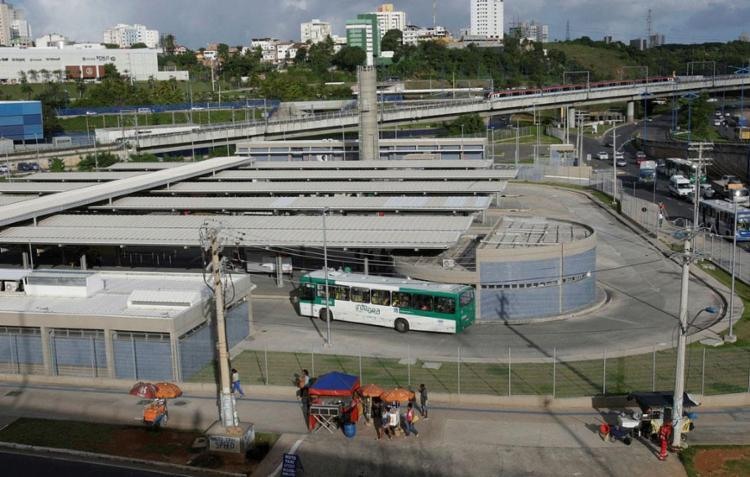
[{"x1": 442, "y1": 259, "x2": 455, "y2": 269}]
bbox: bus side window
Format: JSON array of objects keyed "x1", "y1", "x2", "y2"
[
  {"x1": 333, "y1": 285, "x2": 350, "y2": 301},
  {"x1": 392, "y1": 292, "x2": 411, "y2": 309},
  {"x1": 435, "y1": 297, "x2": 456, "y2": 314},
  {"x1": 351, "y1": 287, "x2": 370, "y2": 303},
  {"x1": 371, "y1": 289, "x2": 391, "y2": 306},
  {"x1": 413, "y1": 294, "x2": 433, "y2": 312}
]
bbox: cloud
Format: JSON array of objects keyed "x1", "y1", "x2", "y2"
[{"x1": 15, "y1": 0, "x2": 748, "y2": 47}]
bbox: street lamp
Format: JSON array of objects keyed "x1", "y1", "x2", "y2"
[
  {"x1": 681, "y1": 92, "x2": 699, "y2": 149},
  {"x1": 727, "y1": 199, "x2": 739, "y2": 343},
  {"x1": 321, "y1": 207, "x2": 332, "y2": 348}
]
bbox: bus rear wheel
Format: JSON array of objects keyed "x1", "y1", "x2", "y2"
[
  {"x1": 319, "y1": 308, "x2": 333, "y2": 322},
  {"x1": 394, "y1": 318, "x2": 409, "y2": 333}
]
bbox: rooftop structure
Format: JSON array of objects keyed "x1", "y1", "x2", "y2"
[
  {"x1": 103, "y1": 23, "x2": 159, "y2": 48},
  {"x1": 478, "y1": 216, "x2": 593, "y2": 250},
  {"x1": 90, "y1": 195, "x2": 492, "y2": 213},
  {"x1": 154, "y1": 180, "x2": 506, "y2": 195},
  {"x1": 0, "y1": 155, "x2": 251, "y2": 227},
  {"x1": 0, "y1": 214, "x2": 474, "y2": 249},
  {"x1": 204, "y1": 169, "x2": 514, "y2": 181},
  {"x1": 241, "y1": 159, "x2": 493, "y2": 170}
]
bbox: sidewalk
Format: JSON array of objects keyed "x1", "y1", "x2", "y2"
[{"x1": 4, "y1": 380, "x2": 749, "y2": 476}]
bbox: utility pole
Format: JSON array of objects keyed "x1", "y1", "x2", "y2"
[
  {"x1": 672, "y1": 232, "x2": 691, "y2": 450},
  {"x1": 612, "y1": 124, "x2": 618, "y2": 204},
  {"x1": 514, "y1": 120, "x2": 520, "y2": 168},
  {"x1": 200, "y1": 223, "x2": 255, "y2": 452},
  {"x1": 727, "y1": 199, "x2": 739, "y2": 343},
  {"x1": 688, "y1": 142, "x2": 713, "y2": 230}
]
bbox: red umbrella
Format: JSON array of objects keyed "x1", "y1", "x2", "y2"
[
  {"x1": 359, "y1": 383, "x2": 384, "y2": 398},
  {"x1": 380, "y1": 387, "x2": 415, "y2": 403},
  {"x1": 154, "y1": 382, "x2": 183, "y2": 399},
  {"x1": 129, "y1": 381, "x2": 157, "y2": 399}
]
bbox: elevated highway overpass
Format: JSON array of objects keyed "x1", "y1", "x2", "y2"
[{"x1": 114, "y1": 74, "x2": 750, "y2": 154}]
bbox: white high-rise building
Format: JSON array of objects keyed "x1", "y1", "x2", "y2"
[
  {"x1": 103, "y1": 24, "x2": 160, "y2": 48},
  {"x1": 0, "y1": 2, "x2": 27, "y2": 46},
  {"x1": 470, "y1": 0, "x2": 504, "y2": 39},
  {"x1": 373, "y1": 4, "x2": 406, "y2": 38},
  {"x1": 300, "y1": 19, "x2": 331, "y2": 44}
]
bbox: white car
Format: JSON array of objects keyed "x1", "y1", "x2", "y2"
[
  {"x1": 597, "y1": 151, "x2": 609, "y2": 160},
  {"x1": 0, "y1": 164, "x2": 8, "y2": 174}
]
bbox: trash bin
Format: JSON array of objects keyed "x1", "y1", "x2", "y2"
[{"x1": 343, "y1": 422, "x2": 356, "y2": 438}]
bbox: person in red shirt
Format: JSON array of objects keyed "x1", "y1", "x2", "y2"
[
  {"x1": 658, "y1": 418, "x2": 673, "y2": 461},
  {"x1": 404, "y1": 402, "x2": 419, "y2": 437}
]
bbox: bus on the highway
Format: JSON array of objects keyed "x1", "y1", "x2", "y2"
[
  {"x1": 298, "y1": 270, "x2": 476, "y2": 333},
  {"x1": 664, "y1": 158, "x2": 707, "y2": 184},
  {"x1": 699, "y1": 199, "x2": 750, "y2": 241}
]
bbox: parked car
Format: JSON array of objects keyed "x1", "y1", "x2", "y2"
[
  {"x1": 0, "y1": 164, "x2": 8, "y2": 174},
  {"x1": 635, "y1": 151, "x2": 647, "y2": 164},
  {"x1": 597, "y1": 151, "x2": 609, "y2": 160},
  {"x1": 616, "y1": 157, "x2": 628, "y2": 167}
]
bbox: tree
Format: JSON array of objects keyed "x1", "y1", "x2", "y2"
[
  {"x1": 75, "y1": 78, "x2": 86, "y2": 99},
  {"x1": 332, "y1": 46, "x2": 366, "y2": 72},
  {"x1": 27, "y1": 69, "x2": 38, "y2": 83},
  {"x1": 103, "y1": 43, "x2": 120, "y2": 49},
  {"x1": 307, "y1": 36, "x2": 334, "y2": 75},
  {"x1": 443, "y1": 113, "x2": 485, "y2": 137},
  {"x1": 77, "y1": 152, "x2": 117, "y2": 171},
  {"x1": 102, "y1": 63, "x2": 120, "y2": 80},
  {"x1": 19, "y1": 74, "x2": 32, "y2": 100},
  {"x1": 381, "y1": 29, "x2": 403, "y2": 52},
  {"x1": 217, "y1": 43, "x2": 230, "y2": 63},
  {"x1": 162, "y1": 34, "x2": 176, "y2": 55},
  {"x1": 294, "y1": 46, "x2": 308, "y2": 64},
  {"x1": 130, "y1": 42, "x2": 148, "y2": 49},
  {"x1": 40, "y1": 69, "x2": 51, "y2": 83},
  {"x1": 49, "y1": 158, "x2": 65, "y2": 172}
]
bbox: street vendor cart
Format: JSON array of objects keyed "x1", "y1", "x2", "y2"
[
  {"x1": 307, "y1": 371, "x2": 360, "y2": 434},
  {"x1": 626, "y1": 391, "x2": 700, "y2": 442}
]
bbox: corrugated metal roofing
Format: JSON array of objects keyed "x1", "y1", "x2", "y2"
[
  {"x1": 20, "y1": 172, "x2": 144, "y2": 182},
  {"x1": 0, "y1": 214, "x2": 472, "y2": 249},
  {"x1": 205, "y1": 169, "x2": 515, "y2": 181},
  {"x1": 107, "y1": 162, "x2": 186, "y2": 171},
  {"x1": 243, "y1": 159, "x2": 494, "y2": 170},
  {"x1": 155, "y1": 181, "x2": 506, "y2": 194},
  {"x1": 0, "y1": 156, "x2": 252, "y2": 227},
  {"x1": 90, "y1": 195, "x2": 492, "y2": 212},
  {"x1": 0, "y1": 195, "x2": 36, "y2": 206}
]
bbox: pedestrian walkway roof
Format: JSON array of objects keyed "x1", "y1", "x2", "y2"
[
  {"x1": 90, "y1": 195, "x2": 492, "y2": 212},
  {"x1": 204, "y1": 169, "x2": 515, "y2": 181},
  {"x1": 242, "y1": 159, "x2": 494, "y2": 170},
  {"x1": 20, "y1": 172, "x2": 144, "y2": 182},
  {"x1": 154, "y1": 181, "x2": 506, "y2": 195}
]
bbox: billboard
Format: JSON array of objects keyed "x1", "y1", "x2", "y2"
[
  {"x1": 65, "y1": 65, "x2": 106, "y2": 79},
  {"x1": 0, "y1": 101, "x2": 43, "y2": 141}
]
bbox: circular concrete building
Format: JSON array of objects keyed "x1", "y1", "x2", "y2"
[{"x1": 396, "y1": 216, "x2": 597, "y2": 322}]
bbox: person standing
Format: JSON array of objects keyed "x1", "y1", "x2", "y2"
[
  {"x1": 386, "y1": 406, "x2": 400, "y2": 439},
  {"x1": 372, "y1": 398, "x2": 384, "y2": 440},
  {"x1": 418, "y1": 383, "x2": 429, "y2": 418},
  {"x1": 231, "y1": 368, "x2": 245, "y2": 397},
  {"x1": 658, "y1": 418, "x2": 673, "y2": 461},
  {"x1": 404, "y1": 402, "x2": 419, "y2": 437}
]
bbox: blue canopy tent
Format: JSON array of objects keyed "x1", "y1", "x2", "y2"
[{"x1": 309, "y1": 371, "x2": 360, "y2": 397}]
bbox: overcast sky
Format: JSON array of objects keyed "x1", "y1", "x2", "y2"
[{"x1": 17, "y1": 0, "x2": 750, "y2": 47}]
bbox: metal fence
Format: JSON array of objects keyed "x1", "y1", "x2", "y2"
[
  {"x1": 590, "y1": 171, "x2": 660, "y2": 234},
  {"x1": 57, "y1": 99, "x2": 282, "y2": 117},
  {"x1": 183, "y1": 345, "x2": 750, "y2": 398}
]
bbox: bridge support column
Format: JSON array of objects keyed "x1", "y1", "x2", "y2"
[
  {"x1": 627, "y1": 102, "x2": 635, "y2": 123},
  {"x1": 567, "y1": 107, "x2": 576, "y2": 130}
]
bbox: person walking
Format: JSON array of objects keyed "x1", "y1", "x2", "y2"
[
  {"x1": 231, "y1": 368, "x2": 245, "y2": 397},
  {"x1": 404, "y1": 402, "x2": 419, "y2": 437},
  {"x1": 418, "y1": 383, "x2": 429, "y2": 418}
]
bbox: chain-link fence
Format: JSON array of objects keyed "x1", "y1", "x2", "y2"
[{"x1": 182, "y1": 345, "x2": 750, "y2": 398}]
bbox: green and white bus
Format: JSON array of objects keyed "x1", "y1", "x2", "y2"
[{"x1": 298, "y1": 270, "x2": 476, "y2": 334}]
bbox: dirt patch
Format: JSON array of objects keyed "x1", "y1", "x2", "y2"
[
  {"x1": 692, "y1": 447, "x2": 750, "y2": 477},
  {"x1": 0, "y1": 418, "x2": 277, "y2": 476}
]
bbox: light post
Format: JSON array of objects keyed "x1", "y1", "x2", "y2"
[
  {"x1": 727, "y1": 199, "x2": 739, "y2": 343},
  {"x1": 612, "y1": 123, "x2": 618, "y2": 204},
  {"x1": 322, "y1": 207, "x2": 331, "y2": 348},
  {"x1": 642, "y1": 92, "x2": 652, "y2": 144},
  {"x1": 680, "y1": 92, "x2": 699, "y2": 153}
]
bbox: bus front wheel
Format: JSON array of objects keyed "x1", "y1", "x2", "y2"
[
  {"x1": 394, "y1": 318, "x2": 409, "y2": 333},
  {"x1": 319, "y1": 308, "x2": 333, "y2": 322}
]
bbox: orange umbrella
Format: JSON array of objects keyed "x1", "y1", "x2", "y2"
[
  {"x1": 359, "y1": 383, "x2": 384, "y2": 398},
  {"x1": 380, "y1": 387, "x2": 415, "y2": 403},
  {"x1": 154, "y1": 382, "x2": 183, "y2": 399}
]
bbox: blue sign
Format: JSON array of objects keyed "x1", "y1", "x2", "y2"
[{"x1": 281, "y1": 453, "x2": 302, "y2": 477}]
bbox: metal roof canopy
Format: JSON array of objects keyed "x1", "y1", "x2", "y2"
[
  {"x1": 0, "y1": 195, "x2": 36, "y2": 206},
  {"x1": 480, "y1": 217, "x2": 592, "y2": 249},
  {"x1": 19, "y1": 172, "x2": 144, "y2": 182},
  {"x1": 0, "y1": 182, "x2": 95, "y2": 194},
  {"x1": 155, "y1": 181, "x2": 506, "y2": 195},
  {"x1": 242, "y1": 159, "x2": 494, "y2": 170},
  {"x1": 0, "y1": 214, "x2": 472, "y2": 249},
  {"x1": 0, "y1": 156, "x2": 252, "y2": 227},
  {"x1": 204, "y1": 169, "x2": 516, "y2": 181},
  {"x1": 107, "y1": 162, "x2": 186, "y2": 171},
  {"x1": 90, "y1": 195, "x2": 492, "y2": 212}
]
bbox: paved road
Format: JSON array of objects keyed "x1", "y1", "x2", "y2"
[
  {"x1": 4, "y1": 381, "x2": 750, "y2": 477},
  {"x1": 0, "y1": 450, "x2": 183, "y2": 477},
  {"x1": 234, "y1": 182, "x2": 726, "y2": 363}
]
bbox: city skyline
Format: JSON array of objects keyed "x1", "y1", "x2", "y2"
[{"x1": 12, "y1": 0, "x2": 750, "y2": 47}]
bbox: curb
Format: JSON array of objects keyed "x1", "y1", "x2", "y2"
[{"x1": 0, "y1": 440, "x2": 244, "y2": 477}]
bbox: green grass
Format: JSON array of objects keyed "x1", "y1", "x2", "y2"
[
  {"x1": 697, "y1": 262, "x2": 750, "y2": 346},
  {"x1": 58, "y1": 108, "x2": 264, "y2": 133},
  {"x1": 546, "y1": 44, "x2": 634, "y2": 80}
]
